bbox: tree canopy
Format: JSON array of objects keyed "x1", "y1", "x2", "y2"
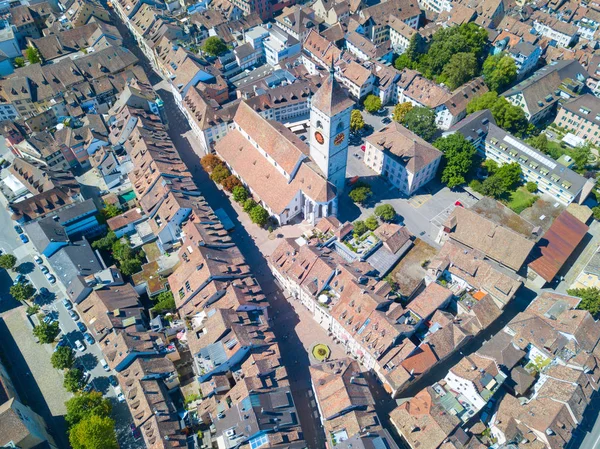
[
  {"x1": 467, "y1": 91, "x2": 528, "y2": 136},
  {"x1": 33, "y1": 321, "x2": 60, "y2": 344},
  {"x1": 434, "y1": 133, "x2": 477, "y2": 188},
  {"x1": 365, "y1": 216, "x2": 379, "y2": 231},
  {"x1": 200, "y1": 154, "x2": 222, "y2": 172},
  {"x1": 210, "y1": 164, "x2": 231, "y2": 184},
  {"x1": 64, "y1": 368, "x2": 85, "y2": 393},
  {"x1": 10, "y1": 282, "x2": 35, "y2": 302},
  {"x1": 69, "y1": 414, "x2": 119, "y2": 449},
  {"x1": 476, "y1": 162, "x2": 522, "y2": 198},
  {"x1": 0, "y1": 254, "x2": 17, "y2": 271},
  {"x1": 348, "y1": 182, "x2": 372, "y2": 204},
  {"x1": 353, "y1": 220, "x2": 368, "y2": 237},
  {"x1": 401, "y1": 106, "x2": 437, "y2": 142},
  {"x1": 482, "y1": 53, "x2": 517, "y2": 92},
  {"x1": 350, "y1": 109, "x2": 365, "y2": 133},
  {"x1": 374, "y1": 204, "x2": 396, "y2": 221},
  {"x1": 65, "y1": 391, "x2": 112, "y2": 427},
  {"x1": 395, "y1": 23, "x2": 488, "y2": 84},
  {"x1": 392, "y1": 102, "x2": 413, "y2": 123},
  {"x1": 101, "y1": 203, "x2": 121, "y2": 220},
  {"x1": 363, "y1": 95, "x2": 382, "y2": 113},
  {"x1": 232, "y1": 186, "x2": 249, "y2": 203},
  {"x1": 249, "y1": 205, "x2": 269, "y2": 227},
  {"x1": 440, "y1": 52, "x2": 479, "y2": 90},
  {"x1": 25, "y1": 47, "x2": 41, "y2": 64},
  {"x1": 151, "y1": 291, "x2": 175, "y2": 314},
  {"x1": 222, "y1": 175, "x2": 242, "y2": 192},
  {"x1": 202, "y1": 37, "x2": 227, "y2": 57},
  {"x1": 51, "y1": 346, "x2": 75, "y2": 370},
  {"x1": 567, "y1": 287, "x2": 600, "y2": 318}
]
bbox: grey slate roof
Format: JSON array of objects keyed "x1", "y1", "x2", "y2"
[
  {"x1": 477, "y1": 331, "x2": 525, "y2": 370},
  {"x1": 23, "y1": 218, "x2": 68, "y2": 254}
]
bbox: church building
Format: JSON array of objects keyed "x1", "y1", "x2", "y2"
[{"x1": 214, "y1": 71, "x2": 354, "y2": 225}]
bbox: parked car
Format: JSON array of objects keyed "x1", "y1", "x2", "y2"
[
  {"x1": 100, "y1": 358, "x2": 110, "y2": 372},
  {"x1": 43, "y1": 314, "x2": 56, "y2": 325},
  {"x1": 45, "y1": 273, "x2": 56, "y2": 284},
  {"x1": 81, "y1": 371, "x2": 91, "y2": 384},
  {"x1": 40, "y1": 265, "x2": 49, "y2": 274},
  {"x1": 130, "y1": 424, "x2": 141, "y2": 440},
  {"x1": 62, "y1": 298, "x2": 73, "y2": 310},
  {"x1": 68, "y1": 310, "x2": 79, "y2": 321},
  {"x1": 34, "y1": 256, "x2": 43, "y2": 264},
  {"x1": 108, "y1": 375, "x2": 118, "y2": 387},
  {"x1": 83, "y1": 383, "x2": 94, "y2": 393},
  {"x1": 77, "y1": 322, "x2": 86, "y2": 333},
  {"x1": 382, "y1": 117, "x2": 391, "y2": 124},
  {"x1": 54, "y1": 339, "x2": 70, "y2": 352},
  {"x1": 13, "y1": 274, "x2": 26, "y2": 285},
  {"x1": 19, "y1": 234, "x2": 29, "y2": 243},
  {"x1": 83, "y1": 333, "x2": 94, "y2": 345},
  {"x1": 13, "y1": 225, "x2": 22, "y2": 234},
  {"x1": 39, "y1": 287, "x2": 50, "y2": 297},
  {"x1": 115, "y1": 386, "x2": 125, "y2": 403},
  {"x1": 74, "y1": 340, "x2": 85, "y2": 352}
]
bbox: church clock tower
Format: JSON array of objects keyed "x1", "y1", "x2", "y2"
[{"x1": 309, "y1": 65, "x2": 355, "y2": 193}]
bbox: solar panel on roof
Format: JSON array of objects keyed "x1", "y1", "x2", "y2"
[{"x1": 504, "y1": 135, "x2": 556, "y2": 169}]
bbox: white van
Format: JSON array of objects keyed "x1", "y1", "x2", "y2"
[{"x1": 100, "y1": 358, "x2": 109, "y2": 372}]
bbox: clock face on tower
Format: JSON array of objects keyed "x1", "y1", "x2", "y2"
[
  {"x1": 334, "y1": 132, "x2": 345, "y2": 146},
  {"x1": 314, "y1": 131, "x2": 325, "y2": 145}
]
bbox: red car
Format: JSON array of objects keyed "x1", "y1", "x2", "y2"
[{"x1": 360, "y1": 145, "x2": 366, "y2": 151}]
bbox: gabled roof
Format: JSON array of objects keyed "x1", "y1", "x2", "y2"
[{"x1": 311, "y1": 70, "x2": 354, "y2": 116}]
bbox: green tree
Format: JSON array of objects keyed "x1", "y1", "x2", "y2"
[
  {"x1": 526, "y1": 182, "x2": 538, "y2": 193},
  {"x1": 365, "y1": 216, "x2": 379, "y2": 231},
  {"x1": 200, "y1": 154, "x2": 222, "y2": 172},
  {"x1": 350, "y1": 109, "x2": 365, "y2": 133},
  {"x1": 467, "y1": 91, "x2": 528, "y2": 135},
  {"x1": 65, "y1": 391, "x2": 112, "y2": 427},
  {"x1": 202, "y1": 36, "x2": 227, "y2": 57},
  {"x1": 0, "y1": 254, "x2": 17, "y2": 271},
  {"x1": 567, "y1": 287, "x2": 600, "y2": 318},
  {"x1": 374, "y1": 204, "x2": 396, "y2": 221},
  {"x1": 210, "y1": 164, "x2": 231, "y2": 184},
  {"x1": 92, "y1": 231, "x2": 117, "y2": 251},
  {"x1": 51, "y1": 346, "x2": 75, "y2": 370},
  {"x1": 482, "y1": 53, "x2": 517, "y2": 92},
  {"x1": 119, "y1": 257, "x2": 142, "y2": 277},
  {"x1": 232, "y1": 186, "x2": 249, "y2": 203},
  {"x1": 32, "y1": 321, "x2": 60, "y2": 344},
  {"x1": 14, "y1": 57, "x2": 24, "y2": 68},
  {"x1": 572, "y1": 143, "x2": 591, "y2": 173},
  {"x1": 394, "y1": 52, "x2": 414, "y2": 71},
  {"x1": 593, "y1": 206, "x2": 600, "y2": 221},
  {"x1": 527, "y1": 132, "x2": 549, "y2": 152},
  {"x1": 482, "y1": 159, "x2": 499, "y2": 174},
  {"x1": 363, "y1": 95, "x2": 382, "y2": 113},
  {"x1": 69, "y1": 414, "x2": 119, "y2": 449},
  {"x1": 406, "y1": 34, "x2": 425, "y2": 61},
  {"x1": 434, "y1": 133, "x2": 477, "y2": 188},
  {"x1": 64, "y1": 368, "x2": 85, "y2": 393},
  {"x1": 152, "y1": 291, "x2": 175, "y2": 314},
  {"x1": 10, "y1": 282, "x2": 35, "y2": 303},
  {"x1": 440, "y1": 52, "x2": 478, "y2": 89},
  {"x1": 402, "y1": 106, "x2": 437, "y2": 142},
  {"x1": 25, "y1": 47, "x2": 41, "y2": 64},
  {"x1": 495, "y1": 162, "x2": 522, "y2": 191},
  {"x1": 101, "y1": 203, "x2": 121, "y2": 220},
  {"x1": 480, "y1": 175, "x2": 506, "y2": 198},
  {"x1": 249, "y1": 205, "x2": 269, "y2": 226},
  {"x1": 392, "y1": 102, "x2": 413, "y2": 123},
  {"x1": 348, "y1": 183, "x2": 372, "y2": 204},
  {"x1": 243, "y1": 198, "x2": 257, "y2": 212},
  {"x1": 353, "y1": 220, "x2": 368, "y2": 237}
]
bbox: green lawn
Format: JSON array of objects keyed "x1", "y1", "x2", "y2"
[{"x1": 506, "y1": 187, "x2": 538, "y2": 214}]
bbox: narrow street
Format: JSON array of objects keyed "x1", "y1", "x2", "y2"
[{"x1": 104, "y1": 6, "x2": 327, "y2": 448}]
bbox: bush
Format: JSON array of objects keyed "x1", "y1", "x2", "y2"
[
  {"x1": 526, "y1": 182, "x2": 538, "y2": 193},
  {"x1": 222, "y1": 175, "x2": 242, "y2": 192},
  {"x1": 365, "y1": 216, "x2": 379, "y2": 231},
  {"x1": 232, "y1": 186, "x2": 249, "y2": 203},
  {"x1": 200, "y1": 154, "x2": 222, "y2": 172},
  {"x1": 593, "y1": 206, "x2": 600, "y2": 221},
  {"x1": 210, "y1": 164, "x2": 231, "y2": 184},
  {"x1": 249, "y1": 205, "x2": 269, "y2": 227},
  {"x1": 26, "y1": 305, "x2": 40, "y2": 315},
  {"x1": 243, "y1": 199, "x2": 257, "y2": 213},
  {"x1": 374, "y1": 204, "x2": 396, "y2": 222}
]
